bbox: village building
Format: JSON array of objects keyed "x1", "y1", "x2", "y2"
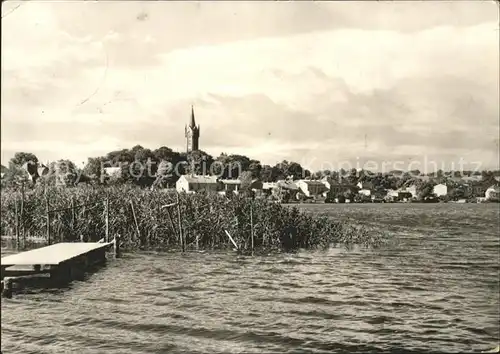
[
  {"x1": 433, "y1": 183, "x2": 448, "y2": 197},
  {"x1": 404, "y1": 185, "x2": 417, "y2": 198},
  {"x1": 485, "y1": 185, "x2": 500, "y2": 202},
  {"x1": 385, "y1": 189, "x2": 399, "y2": 202},
  {"x1": 356, "y1": 181, "x2": 374, "y2": 197},
  {"x1": 220, "y1": 179, "x2": 241, "y2": 194},
  {"x1": 249, "y1": 179, "x2": 264, "y2": 191},
  {"x1": 321, "y1": 176, "x2": 355, "y2": 196},
  {"x1": 262, "y1": 182, "x2": 277, "y2": 193},
  {"x1": 268, "y1": 180, "x2": 299, "y2": 200},
  {"x1": 103, "y1": 167, "x2": 121, "y2": 178},
  {"x1": 296, "y1": 179, "x2": 328, "y2": 198},
  {"x1": 176, "y1": 175, "x2": 219, "y2": 193}
]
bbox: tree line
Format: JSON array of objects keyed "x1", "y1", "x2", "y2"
[
  {"x1": 1, "y1": 147, "x2": 312, "y2": 189},
  {"x1": 2, "y1": 148, "x2": 499, "y2": 199}
]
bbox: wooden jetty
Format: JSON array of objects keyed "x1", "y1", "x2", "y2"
[{"x1": 1, "y1": 237, "x2": 119, "y2": 298}]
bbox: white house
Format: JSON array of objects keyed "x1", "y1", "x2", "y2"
[
  {"x1": 405, "y1": 185, "x2": 417, "y2": 198},
  {"x1": 321, "y1": 176, "x2": 355, "y2": 196},
  {"x1": 433, "y1": 183, "x2": 448, "y2": 197},
  {"x1": 176, "y1": 175, "x2": 219, "y2": 193},
  {"x1": 103, "y1": 167, "x2": 121, "y2": 177},
  {"x1": 485, "y1": 185, "x2": 500, "y2": 202},
  {"x1": 358, "y1": 188, "x2": 372, "y2": 197},
  {"x1": 296, "y1": 179, "x2": 328, "y2": 198},
  {"x1": 220, "y1": 179, "x2": 241, "y2": 193},
  {"x1": 386, "y1": 189, "x2": 399, "y2": 198}
]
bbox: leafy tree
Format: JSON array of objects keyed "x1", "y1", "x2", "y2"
[
  {"x1": 343, "y1": 189, "x2": 355, "y2": 200},
  {"x1": 449, "y1": 186, "x2": 466, "y2": 201},
  {"x1": 396, "y1": 172, "x2": 413, "y2": 189},
  {"x1": 8, "y1": 152, "x2": 40, "y2": 182},
  {"x1": 239, "y1": 170, "x2": 254, "y2": 197},
  {"x1": 153, "y1": 146, "x2": 183, "y2": 167},
  {"x1": 50, "y1": 159, "x2": 78, "y2": 186},
  {"x1": 248, "y1": 160, "x2": 262, "y2": 179},
  {"x1": 10, "y1": 152, "x2": 39, "y2": 167},
  {"x1": 481, "y1": 171, "x2": 496, "y2": 185},
  {"x1": 346, "y1": 168, "x2": 359, "y2": 185},
  {"x1": 185, "y1": 150, "x2": 213, "y2": 175},
  {"x1": 416, "y1": 181, "x2": 436, "y2": 200},
  {"x1": 2, "y1": 162, "x2": 32, "y2": 189},
  {"x1": 83, "y1": 157, "x2": 106, "y2": 183},
  {"x1": 260, "y1": 165, "x2": 278, "y2": 182},
  {"x1": 151, "y1": 160, "x2": 178, "y2": 189},
  {"x1": 285, "y1": 162, "x2": 304, "y2": 179}
]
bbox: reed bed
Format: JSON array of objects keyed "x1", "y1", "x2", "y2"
[{"x1": 0, "y1": 185, "x2": 387, "y2": 252}]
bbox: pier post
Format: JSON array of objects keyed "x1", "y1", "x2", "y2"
[
  {"x1": 104, "y1": 198, "x2": 109, "y2": 243},
  {"x1": 71, "y1": 196, "x2": 75, "y2": 241},
  {"x1": 46, "y1": 197, "x2": 51, "y2": 245},
  {"x1": 70, "y1": 261, "x2": 85, "y2": 281},
  {"x1": 2, "y1": 277, "x2": 13, "y2": 298},
  {"x1": 15, "y1": 198, "x2": 20, "y2": 250},
  {"x1": 50, "y1": 264, "x2": 71, "y2": 285},
  {"x1": 114, "y1": 235, "x2": 121, "y2": 258},
  {"x1": 250, "y1": 203, "x2": 254, "y2": 256}
]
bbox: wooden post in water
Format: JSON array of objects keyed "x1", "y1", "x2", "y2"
[
  {"x1": 70, "y1": 196, "x2": 75, "y2": 242},
  {"x1": 130, "y1": 200, "x2": 141, "y2": 244},
  {"x1": 2, "y1": 277, "x2": 13, "y2": 298},
  {"x1": 250, "y1": 203, "x2": 254, "y2": 256},
  {"x1": 164, "y1": 207, "x2": 178, "y2": 248},
  {"x1": 21, "y1": 182, "x2": 25, "y2": 248},
  {"x1": 14, "y1": 197, "x2": 20, "y2": 250},
  {"x1": 46, "y1": 197, "x2": 51, "y2": 245},
  {"x1": 114, "y1": 235, "x2": 121, "y2": 258},
  {"x1": 104, "y1": 198, "x2": 109, "y2": 243},
  {"x1": 176, "y1": 193, "x2": 185, "y2": 252}
]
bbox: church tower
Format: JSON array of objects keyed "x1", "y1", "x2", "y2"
[{"x1": 185, "y1": 105, "x2": 200, "y2": 153}]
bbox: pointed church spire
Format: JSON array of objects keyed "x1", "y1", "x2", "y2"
[
  {"x1": 186, "y1": 105, "x2": 200, "y2": 153},
  {"x1": 189, "y1": 105, "x2": 196, "y2": 128}
]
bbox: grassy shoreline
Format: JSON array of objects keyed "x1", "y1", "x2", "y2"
[{"x1": 0, "y1": 185, "x2": 387, "y2": 252}]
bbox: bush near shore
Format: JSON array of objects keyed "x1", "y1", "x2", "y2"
[{"x1": 0, "y1": 185, "x2": 387, "y2": 252}]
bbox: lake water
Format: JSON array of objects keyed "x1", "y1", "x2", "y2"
[{"x1": 1, "y1": 203, "x2": 499, "y2": 353}]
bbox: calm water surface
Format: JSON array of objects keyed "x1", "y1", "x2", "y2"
[{"x1": 1, "y1": 203, "x2": 499, "y2": 353}]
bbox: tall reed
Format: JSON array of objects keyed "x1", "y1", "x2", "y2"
[{"x1": 0, "y1": 185, "x2": 387, "y2": 251}]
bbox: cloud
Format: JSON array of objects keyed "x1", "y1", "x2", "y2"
[{"x1": 1, "y1": 2, "x2": 498, "y2": 171}]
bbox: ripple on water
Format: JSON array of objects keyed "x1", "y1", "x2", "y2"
[{"x1": 2, "y1": 204, "x2": 499, "y2": 353}]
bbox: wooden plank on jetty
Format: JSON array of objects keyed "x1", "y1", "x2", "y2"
[
  {"x1": 1, "y1": 241, "x2": 113, "y2": 267},
  {"x1": 1, "y1": 240, "x2": 116, "y2": 298}
]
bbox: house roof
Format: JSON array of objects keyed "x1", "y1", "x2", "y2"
[
  {"x1": 276, "y1": 180, "x2": 299, "y2": 190},
  {"x1": 103, "y1": 167, "x2": 121, "y2": 176},
  {"x1": 181, "y1": 175, "x2": 218, "y2": 184},
  {"x1": 322, "y1": 176, "x2": 355, "y2": 187},
  {"x1": 450, "y1": 176, "x2": 483, "y2": 183},
  {"x1": 298, "y1": 179, "x2": 326, "y2": 186},
  {"x1": 220, "y1": 179, "x2": 241, "y2": 185}
]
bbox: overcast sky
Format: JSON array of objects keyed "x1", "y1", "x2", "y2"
[{"x1": 2, "y1": 1, "x2": 499, "y2": 172}]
